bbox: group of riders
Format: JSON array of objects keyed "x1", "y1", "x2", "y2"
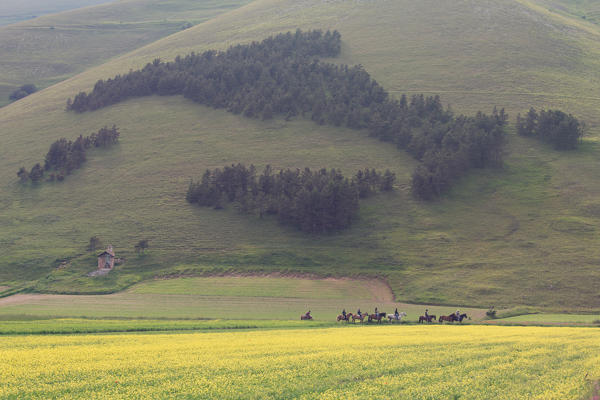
[
  {"x1": 301, "y1": 308, "x2": 467, "y2": 323},
  {"x1": 340, "y1": 307, "x2": 393, "y2": 320}
]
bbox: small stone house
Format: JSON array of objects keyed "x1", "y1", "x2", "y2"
[{"x1": 97, "y1": 245, "x2": 115, "y2": 270}]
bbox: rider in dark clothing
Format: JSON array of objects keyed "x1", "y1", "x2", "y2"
[
  {"x1": 357, "y1": 309, "x2": 362, "y2": 317},
  {"x1": 342, "y1": 309, "x2": 347, "y2": 320},
  {"x1": 394, "y1": 308, "x2": 399, "y2": 317},
  {"x1": 425, "y1": 309, "x2": 429, "y2": 321},
  {"x1": 375, "y1": 307, "x2": 378, "y2": 316}
]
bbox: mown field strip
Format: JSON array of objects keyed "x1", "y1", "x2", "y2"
[
  {"x1": 495, "y1": 313, "x2": 600, "y2": 324},
  {"x1": 1, "y1": 325, "x2": 598, "y2": 399},
  {"x1": 0, "y1": 318, "x2": 333, "y2": 335}
]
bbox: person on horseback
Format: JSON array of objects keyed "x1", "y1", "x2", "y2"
[
  {"x1": 306, "y1": 310, "x2": 311, "y2": 317},
  {"x1": 357, "y1": 308, "x2": 362, "y2": 317},
  {"x1": 394, "y1": 308, "x2": 399, "y2": 318},
  {"x1": 375, "y1": 307, "x2": 378, "y2": 316},
  {"x1": 425, "y1": 309, "x2": 430, "y2": 322},
  {"x1": 455, "y1": 310, "x2": 460, "y2": 321},
  {"x1": 342, "y1": 309, "x2": 347, "y2": 320}
]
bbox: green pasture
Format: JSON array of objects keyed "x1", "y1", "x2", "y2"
[
  {"x1": 0, "y1": 277, "x2": 486, "y2": 321},
  {"x1": 2, "y1": 0, "x2": 600, "y2": 310},
  {"x1": 0, "y1": 0, "x2": 251, "y2": 107},
  {"x1": 129, "y1": 276, "x2": 380, "y2": 299}
]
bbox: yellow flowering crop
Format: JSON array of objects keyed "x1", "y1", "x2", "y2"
[{"x1": 1, "y1": 325, "x2": 598, "y2": 399}]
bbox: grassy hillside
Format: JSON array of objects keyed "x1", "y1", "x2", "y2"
[
  {"x1": 2, "y1": 0, "x2": 600, "y2": 310},
  {"x1": 0, "y1": 0, "x2": 252, "y2": 107}
]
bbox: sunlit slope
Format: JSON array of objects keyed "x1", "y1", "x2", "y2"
[
  {"x1": 0, "y1": 0, "x2": 252, "y2": 106},
  {"x1": 2, "y1": 0, "x2": 600, "y2": 309}
]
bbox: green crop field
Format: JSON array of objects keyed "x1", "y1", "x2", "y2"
[
  {"x1": 2, "y1": 0, "x2": 600, "y2": 311},
  {"x1": 0, "y1": 0, "x2": 251, "y2": 107},
  {"x1": 1, "y1": 325, "x2": 599, "y2": 399},
  {"x1": 0, "y1": 317, "x2": 333, "y2": 335}
]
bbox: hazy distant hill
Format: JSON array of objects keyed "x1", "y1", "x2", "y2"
[
  {"x1": 0, "y1": 0, "x2": 115, "y2": 26},
  {"x1": 1, "y1": 0, "x2": 600, "y2": 310},
  {"x1": 0, "y1": 0, "x2": 252, "y2": 107}
]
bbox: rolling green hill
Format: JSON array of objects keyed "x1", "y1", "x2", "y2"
[
  {"x1": 0, "y1": 0, "x2": 114, "y2": 26},
  {"x1": 2, "y1": 0, "x2": 600, "y2": 310},
  {"x1": 0, "y1": 0, "x2": 252, "y2": 107}
]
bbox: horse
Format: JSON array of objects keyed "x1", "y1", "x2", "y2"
[
  {"x1": 300, "y1": 313, "x2": 313, "y2": 320},
  {"x1": 418, "y1": 315, "x2": 436, "y2": 323},
  {"x1": 351, "y1": 313, "x2": 367, "y2": 323},
  {"x1": 368, "y1": 312, "x2": 386, "y2": 324},
  {"x1": 439, "y1": 313, "x2": 469, "y2": 323},
  {"x1": 337, "y1": 313, "x2": 353, "y2": 322},
  {"x1": 417, "y1": 315, "x2": 432, "y2": 323},
  {"x1": 387, "y1": 312, "x2": 407, "y2": 323},
  {"x1": 438, "y1": 314, "x2": 454, "y2": 323}
]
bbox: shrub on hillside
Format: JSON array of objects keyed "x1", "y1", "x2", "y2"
[
  {"x1": 18, "y1": 125, "x2": 120, "y2": 184},
  {"x1": 9, "y1": 84, "x2": 37, "y2": 101},
  {"x1": 516, "y1": 108, "x2": 584, "y2": 150}
]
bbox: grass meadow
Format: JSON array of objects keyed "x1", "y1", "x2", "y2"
[
  {"x1": 1, "y1": 325, "x2": 598, "y2": 399},
  {"x1": 0, "y1": 276, "x2": 486, "y2": 321},
  {"x1": 2, "y1": 0, "x2": 600, "y2": 310}
]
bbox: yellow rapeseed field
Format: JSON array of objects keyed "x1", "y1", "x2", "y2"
[{"x1": 1, "y1": 325, "x2": 598, "y2": 399}]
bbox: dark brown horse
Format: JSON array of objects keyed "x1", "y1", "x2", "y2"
[
  {"x1": 300, "y1": 313, "x2": 313, "y2": 320},
  {"x1": 418, "y1": 315, "x2": 436, "y2": 323},
  {"x1": 438, "y1": 314, "x2": 456, "y2": 323},
  {"x1": 439, "y1": 313, "x2": 468, "y2": 323}
]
